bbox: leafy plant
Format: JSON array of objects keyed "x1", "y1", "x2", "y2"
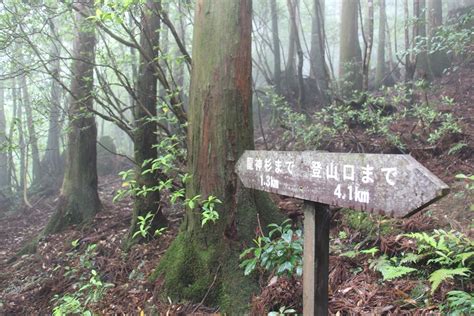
[
  {"x1": 200, "y1": 195, "x2": 221, "y2": 227},
  {"x1": 403, "y1": 229, "x2": 473, "y2": 294},
  {"x1": 52, "y1": 243, "x2": 114, "y2": 315},
  {"x1": 443, "y1": 290, "x2": 474, "y2": 315},
  {"x1": 370, "y1": 254, "x2": 418, "y2": 281},
  {"x1": 268, "y1": 306, "x2": 297, "y2": 316},
  {"x1": 132, "y1": 212, "x2": 154, "y2": 239},
  {"x1": 240, "y1": 220, "x2": 303, "y2": 277}
]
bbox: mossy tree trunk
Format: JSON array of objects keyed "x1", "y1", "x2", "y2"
[
  {"x1": 153, "y1": 0, "x2": 281, "y2": 312},
  {"x1": 339, "y1": 0, "x2": 363, "y2": 96},
  {"x1": 44, "y1": 0, "x2": 101, "y2": 235},
  {"x1": 127, "y1": 0, "x2": 167, "y2": 248}
]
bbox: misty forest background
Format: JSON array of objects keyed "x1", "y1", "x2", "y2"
[{"x1": 0, "y1": 0, "x2": 473, "y2": 314}]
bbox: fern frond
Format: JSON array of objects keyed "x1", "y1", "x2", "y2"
[{"x1": 429, "y1": 267, "x2": 470, "y2": 294}]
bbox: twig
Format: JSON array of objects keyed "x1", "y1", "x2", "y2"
[{"x1": 192, "y1": 264, "x2": 222, "y2": 313}]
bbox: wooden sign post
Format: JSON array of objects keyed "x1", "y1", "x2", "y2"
[{"x1": 236, "y1": 151, "x2": 449, "y2": 315}]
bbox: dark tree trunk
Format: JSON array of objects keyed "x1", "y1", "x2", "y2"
[
  {"x1": 286, "y1": 0, "x2": 298, "y2": 81},
  {"x1": 152, "y1": 0, "x2": 281, "y2": 312},
  {"x1": 309, "y1": 0, "x2": 330, "y2": 104},
  {"x1": 44, "y1": 0, "x2": 101, "y2": 235},
  {"x1": 414, "y1": 0, "x2": 431, "y2": 79},
  {"x1": 127, "y1": 0, "x2": 167, "y2": 248},
  {"x1": 427, "y1": 0, "x2": 449, "y2": 77}
]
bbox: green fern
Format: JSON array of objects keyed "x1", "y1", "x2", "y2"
[
  {"x1": 445, "y1": 290, "x2": 474, "y2": 314},
  {"x1": 371, "y1": 255, "x2": 417, "y2": 281},
  {"x1": 429, "y1": 268, "x2": 470, "y2": 294}
]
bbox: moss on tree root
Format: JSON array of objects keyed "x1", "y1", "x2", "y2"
[{"x1": 150, "y1": 191, "x2": 283, "y2": 313}]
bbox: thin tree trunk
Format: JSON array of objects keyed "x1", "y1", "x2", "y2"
[
  {"x1": 42, "y1": 21, "x2": 63, "y2": 181},
  {"x1": 362, "y1": 0, "x2": 374, "y2": 91},
  {"x1": 21, "y1": 74, "x2": 42, "y2": 183},
  {"x1": 0, "y1": 82, "x2": 10, "y2": 196},
  {"x1": 127, "y1": 0, "x2": 167, "y2": 248},
  {"x1": 269, "y1": 0, "x2": 282, "y2": 92},
  {"x1": 14, "y1": 77, "x2": 26, "y2": 192},
  {"x1": 375, "y1": 0, "x2": 386, "y2": 87},
  {"x1": 286, "y1": 0, "x2": 298, "y2": 81},
  {"x1": 44, "y1": 0, "x2": 101, "y2": 235},
  {"x1": 288, "y1": 0, "x2": 305, "y2": 107},
  {"x1": 427, "y1": 0, "x2": 449, "y2": 77},
  {"x1": 415, "y1": 0, "x2": 431, "y2": 79},
  {"x1": 404, "y1": 0, "x2": 416, "y2": 82}
]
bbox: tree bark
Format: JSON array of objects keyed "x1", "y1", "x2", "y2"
[
  {"x1": 339, "y1": 0, "x2": 363, "y2": 96},
  {"x1": 44, "y1": 0, "x2": 101, "y2": 235},
  {"x1": 153, "y1": 0, "x2": 281, "y2": 312},
  {"x1": 127, "y1": 0, "x2": 167, "y2": 248},
  {"x1": 375, "y1": 0, "x2": 387, "y2": 87}
]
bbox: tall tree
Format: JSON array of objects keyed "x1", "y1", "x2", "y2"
[
  {"x1": 427, "y1": 0, "x2": 449, "y2": 77},
  {"x1": 375, "y1": 0, "x2": 387, "y2": 87},
  {"x1": 127, "y1": 0, "x2": 167, "y2": 247},
  {"x1": 0, "y1": 81, "x2": 10, "y2": 198},
  {"x1": 286, "y1": 0, "x2": 298, "y2": 81},
  {"x1": 339, "y1": 0, "x2": 363, "y2": 96},
  {"x1": 269, "y1": 0, "x2": 282, "y2": 92},
  {"x1": 44, "y1": 0, "x2": 101, "y2": 235},
  {"x1": 414, "y1": 0, "x2": 431, "y2": 79},
  {"x1": 20, "y1": 73, "x2": 42, "y2": 183},
  {"x1": 309, "y1": 0, "x2": 330, "y2": 103},
  {"x1": 153, "y1": 0, "x2": 280, "y2": 312},
  {"x1": 362, "y1": 0, "x2": 375, "y2": 91},
  {"x1": 42, "y1": 18, "x2": 63, "y2": 183}
]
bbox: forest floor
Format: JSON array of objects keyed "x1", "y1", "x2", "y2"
[{"x1": 0, "y1": 62, "x2": 473, "y2": 315}]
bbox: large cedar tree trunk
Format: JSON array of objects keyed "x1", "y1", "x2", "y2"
[
  {"x1": 44, "y1": 0, "x2": 101, "y2": 235},
  {"x1": 126, "y1": 0, "x2": 167, "y2": 248},
  {"x1": 152, "y1": 0, "x2": 281, "y2": 312},
  {"x1": 339, "y1": 0, "x2": 363, "y2": 96}
]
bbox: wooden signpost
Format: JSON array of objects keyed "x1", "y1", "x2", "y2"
[{"x1": 235, "y1": 150, "x2": 449, "y2": 315}]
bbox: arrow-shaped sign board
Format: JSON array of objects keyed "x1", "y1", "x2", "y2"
[{"x1": 236, "y1": 151, "x2": 449, "y2": 218}]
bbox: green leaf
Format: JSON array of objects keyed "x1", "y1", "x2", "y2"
[{"x1": 429, "y1": 268, "x2": 470, "y2": 294}]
